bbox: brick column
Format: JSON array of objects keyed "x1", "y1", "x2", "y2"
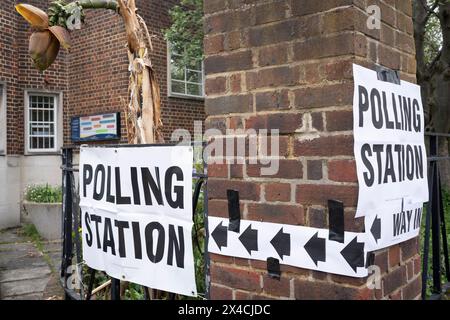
[{"x1": 204, "y1": 0, "x2": 421, "y2": 300}]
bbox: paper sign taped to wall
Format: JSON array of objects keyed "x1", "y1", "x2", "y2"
[
  {"x1": 208, "y1": 217, "x2": 368, "y2": 278},
  {"x1": 79, "y1": 145, "x2": 197, "y2": 297},
  {"x1": 364, "y1": 200, "x2": 423, "y2": 251},
  {"x1": 352, "y1": 64, "x2": 428, "y2": 219}
]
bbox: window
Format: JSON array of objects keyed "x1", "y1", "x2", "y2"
[
  {"x1": 168, "y1": 47, "x2": 204, "y2": 99},
  {"x1": 26, "y1": 93, "x2": 58, "y2": 153},
  {"x1": 0, "y1": 84, "x2": 5, "y2": 154}
]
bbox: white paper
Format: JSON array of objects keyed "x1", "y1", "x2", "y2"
[
  {"x1": 363, "y1": 201, "x2": 423, "y2": 251},
  {"x1": 353, "y1": 64, "x2": 428, "y2": 218},
  {"x1": 208, "y1": 217, "x2": 368, "y2": 278},
  {"x1": 79, "y1": 146, "x2": 197, "y2": 297}
]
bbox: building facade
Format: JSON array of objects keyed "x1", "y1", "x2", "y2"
[{"x1": 0, "y1": 0, "x2": 205, "y2": 228}]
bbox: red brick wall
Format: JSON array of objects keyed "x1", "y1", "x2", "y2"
[
  {"x1": 204, "y1": 0, "x2": 421, "y2": 300},
  {"x1": 0, "y1": 0, "x2": 205, "y2": 154},
  {"x1": 65, "y1": 0, "x2": 205, "y2": 145},
  {"x1": 1, "y1": 0, "x2": 68, "y2": 155}
]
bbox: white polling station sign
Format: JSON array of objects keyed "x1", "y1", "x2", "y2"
[
  {"x1": 353, "y1": 64, "x2": 428, "y2": 220},
  {"x1": 79, "y1": 145, "x2": 197, "y2": 297}
]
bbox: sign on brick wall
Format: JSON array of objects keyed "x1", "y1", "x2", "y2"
[
  {"x1": 71, "y1": 112, "x2": 121, "y2": 142},
  {"x1": 79, "y1": 145, "x2": 197, "y2": 296},
  {"x1": 352, "y1": 64, "x2": 428, "y2": 250}
]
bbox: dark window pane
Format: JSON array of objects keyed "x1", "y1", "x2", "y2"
[
  {"x1": 187, "y1": 71, "x2": 201, "y2": 83},
  {"x1": 171, "y1": 81, "x2": 185, "y2": 94},
  {"x1": 187, "y1": 84, "x2": 201, "y2": 96}
]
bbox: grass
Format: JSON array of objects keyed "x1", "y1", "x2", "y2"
[{"x1": 20, "y1": 223, "x2": 55, "y2": 273}]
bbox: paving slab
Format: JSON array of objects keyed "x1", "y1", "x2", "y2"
[
  {"x1": 0, "y1": 227, "x2": 64, "y2": 300},
  {"x1": 0, "y1": 277, "x2": 49, "y2": 298}
]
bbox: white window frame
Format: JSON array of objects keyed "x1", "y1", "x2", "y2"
[
  {"x1": 167, "y1": 44, "x2": 205, "y2": 100},
  {"x1": 24, "y1": 90, "x2": 63, "y2": 155},
  {"x1": 0, "y1": 83, "x2": 6, "y2": 155}
]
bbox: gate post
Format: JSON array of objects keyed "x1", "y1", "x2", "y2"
[{"x1": 204, "y1": 0, "x2": 421, "y2": 299}]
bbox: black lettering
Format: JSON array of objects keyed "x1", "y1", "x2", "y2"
[
  {"x1": 406, "y1": 145, "x2": 414, "y2": 180},
  {"x1": 414, "y1": 145, "x2": 424, "y2": 179},
  {"x1": 370, "y1": 89, "x2": 383, "y2": 129},
  {"x1": 132, "y1": 222, "x2": 142, "y2": 260},
  {"x1": 382, "y1": 91, "x2": 394, "y2": 129},
  {"x1": 165, "y1": 166, "x2": 184, "y2": 209},
  {"x1": 90, "y1": 214, "x2": 102, "y2": 249},
  {"x1": 115, "y1": 167, "x2": 131, "y2": 204},
  {"x1": 392, "y1": 93, "x2": 402, "y2": 130},
  {"x1": 83, "y1": 164, "x2": 93, "y2": 198},
  {"x1": 130, "y1": 167, "x2": 141, "y2": 205},
  {"x1": 394, "y1": 145, "x2": 403, "y2": 182},
  {"x1": 399, "y1": 95, "x2": 404, "y2": 130},
  {"x1": 373, "y1": 144, "x2": 384, "y2": 184},
  {"x1": 106, "y1": 166, "x2": 115, "y2": 203},
  {"x1": 402, "y1": 96, "x2": 412, "y2": 132},
  {"x1": 103, "y1": 217, "x2": 116, "y2": 255},
  {"x1": 413, "y1": 99, "x2": 421, "y2": 132},
  {"x1": 361, "y1": 144, "x2": 374, "y2": 187},
  {"x1": 93, "y1": 165, "x2": 105, "y2": 201},
  {"x1": 145, "y1": 222, "x2": 165, "y2": 263},
  {"x1": 393, "y1": 212, "x2": 402, "y2": 237},
  {"x1": 383, "y1": 144, "x2": 396, "y2": 183},
  {"x1": 141, "y1": 168, "x2": 163, "y2": 206},
  {"x1": 84, "y1": 212, "x2": 92, "y2": 247},
  {"x1": 167, "y1": 225, "x2": 185, "y2": 268},
  {"x1": 115, "y1": 220, "x2": 129, "y2": 258},
  {"x1": 358, "y1": 85, "x2": 369, "y2": 127}
]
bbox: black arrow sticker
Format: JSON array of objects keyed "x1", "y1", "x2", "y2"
[
  {"x1": 270, "y1": 227, "x2": 291, "y2": 260},
  {"x1": 304, "y1": 232, "x2": 326, "y2": 266},
  {"x1": 211, "y1": 221, "x2": 228, "y2": 250},
  {"x1": 371, "y1": 215, "x2": 381, "y2": 243},
  {"x1": 239, "y1": 224, "x2": 258, "y2": 255},
  {"x1": 341, "y1": 236, "x2": 365, "y2": 272}
]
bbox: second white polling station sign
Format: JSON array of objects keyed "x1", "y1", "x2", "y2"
[
  {"x1": 79, "y1": 145, "x2": 197, "y2": 297},
  {"x1": 352, "y1": 64, "x2": 428, "y2": 219}
]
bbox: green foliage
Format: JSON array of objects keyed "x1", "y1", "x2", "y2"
[
  {"x1": 124, "y1": 283, "x2": 145, "y2": 300},
  {"x1": 163, "y1": 0, "x2": 204, "y2": 69},
  {"x1": 48, "y1": 0, "x2": 86, "y2": 28},
  {"x1": 25, "y1": 184, "x2": 62, "y2": 203},
  {"x1": 420, "y1": 188, "x2": 450, "y2": 298},
  {"x1": 423, "y1": 11, "x2": 443, "y2": 65},
  {"x1": 21, "y1": 224, "x2": 44, "y2": 252}
]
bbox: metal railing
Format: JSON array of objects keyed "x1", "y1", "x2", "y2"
[{"x1": 422, "y1": 133, "x2": 450, "y2": 299}]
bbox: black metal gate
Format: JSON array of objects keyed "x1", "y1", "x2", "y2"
[
  {"x1": 421, "y1": 133, "x2": 450, "y2": 299},
  {"x1": 59, "y1": 145, "x2": 209, "y2": 300}
]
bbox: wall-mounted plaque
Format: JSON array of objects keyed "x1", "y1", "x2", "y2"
[{"x1": 71, "y1": 112, "x2": 120, "y2": 142}]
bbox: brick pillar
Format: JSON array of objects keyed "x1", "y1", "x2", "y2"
[{"x1": 204, "y1": 0, "x2": 421, "y2": 300}]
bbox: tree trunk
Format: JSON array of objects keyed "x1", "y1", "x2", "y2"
[
  {"x1": 117, "y1": 0, "x2": 163, "y2": 144},
  {"x1": 413, "y1": 1, "x2": 450, "y2": 189}
]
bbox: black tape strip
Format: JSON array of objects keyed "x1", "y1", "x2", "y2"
[
  {"x1": 267, "y1": 257, "x2": 281, "y2": 280},
  {"x1": 366, "y1": 252, "x2": 375, "y2": 268},
  {"x1": 227, "y1": 189, "x2": 241, "y2": 233},
  {"x1": 328, "y1": 199, "x2": 345, "y2": 243},
  {"x1": 376, "y1": 64, "x2": 400, "y2": 85}
]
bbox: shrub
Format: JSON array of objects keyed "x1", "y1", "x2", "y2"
[{"x1": 25, "y1": 184, "x2": 62, "y2": 203}]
